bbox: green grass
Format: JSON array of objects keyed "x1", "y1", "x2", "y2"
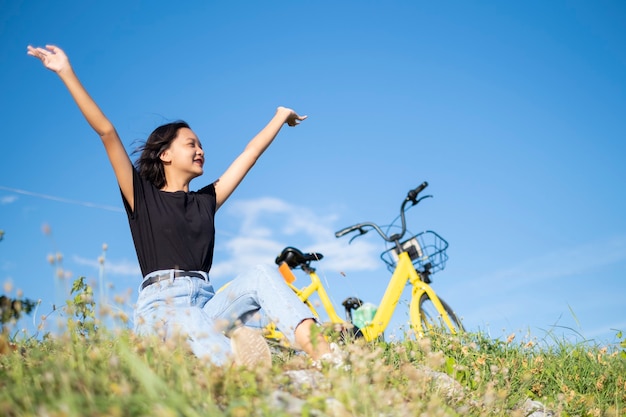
[{"x1": 1, "y1": 279, "x2": 624, "y2": 417}]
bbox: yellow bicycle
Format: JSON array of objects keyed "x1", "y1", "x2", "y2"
[{"x1": 273, "y1": 182, "x2": 464, "y2": 342}]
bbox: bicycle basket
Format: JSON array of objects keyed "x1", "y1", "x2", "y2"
[{"x1": 380, "y1": 230, "x2": 449, "y2": 275}]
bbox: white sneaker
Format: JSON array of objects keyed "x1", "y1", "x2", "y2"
[{"x1": 230, "y1": 326, "x2": 272, "y2": 369}]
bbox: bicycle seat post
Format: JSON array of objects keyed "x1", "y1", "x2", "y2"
[{"x1": 301, "y1": 262, "x2": 315, "y2": 274}]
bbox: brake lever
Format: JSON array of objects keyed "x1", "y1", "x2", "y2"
[
  {"x1": 348, "y1": 227, "x2": 369, "y2": 244},
  {"x1": 413, "y1": 194, "x2": 433, "y2": 206}
]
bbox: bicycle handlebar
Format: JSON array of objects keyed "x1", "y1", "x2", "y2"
[
  {"x1": 407, "y1": 181, "x2": 428, "y2": 203},
  {"x1": 335, "y1": 181, "x2": 431, "y2": 244}
]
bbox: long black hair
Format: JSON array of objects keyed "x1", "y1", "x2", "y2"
[{"x1": 133, "y1": 121, "x2": 190, "y2": 189}]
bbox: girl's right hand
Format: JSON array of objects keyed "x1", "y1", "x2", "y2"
[
  {"x1": 276, "y1": 106, "x2": 307, "y2": 127},
  {"x1": 27, "y1": 45, "x2": 70, "y2": 74}
]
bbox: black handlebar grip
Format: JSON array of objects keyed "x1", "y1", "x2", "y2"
[
  {"x1": 407, "y1": 181, "x2": 429, "y2": 201},
  {"x1": 335, "y1": 226, "x2": 356, "y2": 238}
]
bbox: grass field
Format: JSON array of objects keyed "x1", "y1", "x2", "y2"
[{"x1": 1, "y1": 277, "x2": 624, "y2": 417}]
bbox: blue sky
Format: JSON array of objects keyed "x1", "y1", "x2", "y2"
[{"x1": 1, "y1": 1, "x2": 625, "y2": 347}]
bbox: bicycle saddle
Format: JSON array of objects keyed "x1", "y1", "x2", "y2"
[{"x1": 275, "y1": 246, "x2": 323, "y2": 269}]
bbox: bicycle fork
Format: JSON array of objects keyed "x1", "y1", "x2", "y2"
[{"x1": 409, "y1": 282, "x2": 460, "y2": 335}]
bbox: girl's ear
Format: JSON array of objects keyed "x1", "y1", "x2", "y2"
[{"x1": 159, "y1": 149, "x2": 171, "y2": 164}]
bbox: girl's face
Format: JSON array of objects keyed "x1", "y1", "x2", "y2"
[{"x1": 160, "y1": 127, "x2": 205, "y2": 178}]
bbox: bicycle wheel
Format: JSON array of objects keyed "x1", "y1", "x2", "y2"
[{"x1": 418, "y1": 292, "x2": 464, "y2": 334}]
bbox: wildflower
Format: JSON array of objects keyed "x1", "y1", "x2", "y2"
[
  {"x1": 88, "y1": 347, "x2": 101, "y2": 360},
  {"x1": 506, "y1": 333, "x2": 515, "y2": 344},
  {"x1": 117, "y1": 312, "x2": 129, "y2": 324},
  {"x1": 99, "y1": 304, "x2": 112, "y2": 317},
  {"x1": 490, "y1": 364, "x2": 499, "y2": 375},
  {"x1": 109, "y1": 382, "x2": 131, "y2": 396},
  {"x1": 425, "y1": 350, "x2": 445, "y2": 369},
  {"x1": 109, "y1": 355, "x2": 120, "y2": 368},
  {"x1": 483, "y1": 383, "x2": 497, "y2": 406},
  {"x1": 417, "y1": 336, "x2": 432, "y2": 353},
  {"x1": 595, "y1": 374, "x2": 606, "y2": 390}
]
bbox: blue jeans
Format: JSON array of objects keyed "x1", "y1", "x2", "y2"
[{"x1": 133, "y1": 264, "x2": 314, "y2": 365}]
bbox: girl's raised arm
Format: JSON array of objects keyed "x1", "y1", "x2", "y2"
[
  {"x1": 27, "y1": 45, "x2": 135, "y2": 210},
  {"x1": 214, "y1": 106, "x2": 306, "y2": 209}
]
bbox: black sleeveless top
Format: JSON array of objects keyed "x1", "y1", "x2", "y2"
[{"x1": 122, "y1": 169, "x2": 217, "y2": 277}]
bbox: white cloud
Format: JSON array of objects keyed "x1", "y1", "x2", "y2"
[
  {"x1": 455, "y1": 235, "x2": 626, "y2": 294},
  {"x1": 1, "y1": 195, "x2": 18, "y2": 204},
  {"x1": 72, "y1": 255, "x2": 141, "y2": 277},
  {"x1": 104, "y1": 260, "x2": 141, "y2": 276},
  {"x1": 211, "y1": 197, "x2": 380, "y2": 282},
  {"x1": 211, "y1": 236, "x2": 285, "y2": 279}
]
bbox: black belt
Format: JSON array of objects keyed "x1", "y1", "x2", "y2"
[{"x1": 141, "y1": 271, "x2": 208, "y2": 290}]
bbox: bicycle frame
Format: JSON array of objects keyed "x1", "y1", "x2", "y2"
[{"x1": 277, "y1": 249, "x2": 460, "y2": 342}]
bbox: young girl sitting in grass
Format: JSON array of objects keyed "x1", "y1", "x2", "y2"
[{"x1": 27, "y1": 44, "x2": 336, "y2": 368}]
